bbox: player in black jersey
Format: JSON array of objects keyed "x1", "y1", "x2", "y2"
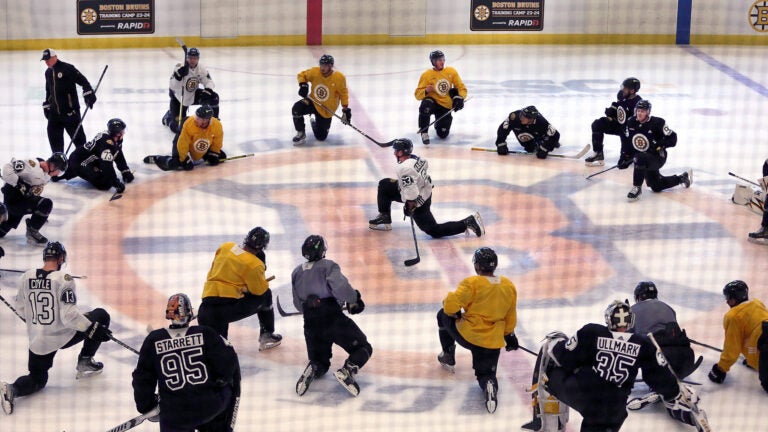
[
  {"x1": 495, "y1": 106, "x2": 561, "y2": 159},
  {"x1": 53, "y1": 118, "x2": 133, "y2": 193},
  {"x1": 621, "y1": 100, "x2": 691, "y2": 202},
  {"x1": 585, "y1": 78, "x2": 642, "y2": 166},
  {"x1": 132, "y1": 293, "x2": 240, "y2": 432}
]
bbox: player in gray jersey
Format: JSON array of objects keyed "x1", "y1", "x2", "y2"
[
  {"x1": 1, "y1": 242, "x2": 111, "y2": 415},
  {"x1": 291, "y1": 235, "x2": 372, "y2": 397}
]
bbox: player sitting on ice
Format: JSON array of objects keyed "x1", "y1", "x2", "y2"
[{"x1": 144, "y1": 105, "x2": 226, "y2": 171}]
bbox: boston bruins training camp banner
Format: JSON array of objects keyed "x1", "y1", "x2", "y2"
[
  {"x1": 470, "y1": 0, "x2": 544, "y2": 31},
  {"x1": 77, "y1": 0, "x2": 155, "y2": 35}
]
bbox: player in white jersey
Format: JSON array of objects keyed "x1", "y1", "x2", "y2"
[
  {"x1": 1, "y1": 242, "x2": 112, "y2": 415},
  {"x1": 161, "y1": 47, "x2": 219, "y2": 133},
  {"x1": 368, "y1": 138, "x2": 484, "y2": 238},
  {"x1": 0, "y1": 153, "x2": 67, "y2": 245}
]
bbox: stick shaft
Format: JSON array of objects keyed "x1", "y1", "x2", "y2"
[
  {"x1": 689, "y1": 339, "x2": 723, "y2": 353},
  {"x1": 586, "y1": 165, "x2": 618, "y2": 180},
  {"x1": 728, "y1": 171, "x2": 760, "y2": 187},
  {"x1": 65, "y1": 65, "x2": 109, "y2": 155}
]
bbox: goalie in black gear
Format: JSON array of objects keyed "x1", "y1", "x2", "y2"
[
  {"x1": 132, "y1": 293, "x2": 241, "y2": 431},
  {"x1": 291, "y1": 235, "x2": 372, "y2": 397},
  {"x1": 495, "y1": 106, "x2": 561, "y2": 159}
]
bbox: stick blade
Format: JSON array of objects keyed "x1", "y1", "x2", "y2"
[
  {"x1": 109, "y1": 193, "x2": 123, "y2": 202},
  {"x1": 404, "y1": 257, "x2": 420, "y2": 267},
  {"x1": 377, "y1": 140, "x2": 396, "y2": 148}
]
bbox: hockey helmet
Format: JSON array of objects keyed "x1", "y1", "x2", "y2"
[
  {"x1": 429, "y1": 50, "x2": 445, "y2": 65},
  {"x1": 187, "y1": 47, "x2": 200, "y2": 58},
  {"x1": 196, "y1": 105, "x2": 214, "y2": 120},
  {"x1": 392, "y1": 138, "x2": 413, "y2": 155},
  {"x1": 47, "y1": 152, "x2": 68, "y2": 173},
  {"x1": 472, "y1": 247, "x2": 498, "y2": 273},
  {"x1": 302, "y1": 234, "x2": 327, "y2": 262},
  {"x1": 622, "y1": 77, "x2": 641, "y2": 92},
  {"x1": 520, "y1": 106, "x2": 539, "y2": 119},
  {"x1": 723, "y1": 280, "x2": 749, "y2": 303},
  {"x1": 43, "y1": 241, "x2": 67, "y2": 262},
  {"x1": 0, "y1": 203, "x2": 7, "y2": 224},
  {"x1": 166, "y1": 293, "x2": 195, "y2": 328},
  {"x1": 634, "y1": 281, "x2": 658, "y2": 302},
  {"x1": 635, "y1": 99, "x2": 652, "y2": 113},
  {"x1": 244, "y1": 226, "x2": 270, "y2": 251},
  {"x1": 107, "y1": 118, "x2": 126, "y2": 135},
  {"x1": 319, "y1": 54, "x2": 334, "y2": 66},
  {"x1": 604, "y1": 300, "x2": 634, "y2": 331}
]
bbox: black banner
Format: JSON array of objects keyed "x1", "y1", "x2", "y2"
[
  {"x1": 470, "y1": 0, "x2": 544, "y2": 31},
  {"x1": 77, "y1": 0, "x2": 155, "y2": 35}
]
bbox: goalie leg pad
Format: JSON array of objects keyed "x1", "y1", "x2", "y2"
[{"x1": 535, "y1": 337, "x2": 569, "y2": 432}]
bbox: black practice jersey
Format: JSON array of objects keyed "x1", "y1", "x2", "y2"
[
  {"x1": 623, "y1": 116, "x2": 677, "y2": 157},
  {"x1": 67, "y1": 131, "x2": 129, "y2": 181},
  {"x1": 606, "y1": 92, "x2": 643, "y2": 125},
  {"x1": 496, "y1": 110, "x2": 558, "y2": 145},
  {"x1": 552, "y1": 323, "x2": 679, "y2": 400},
  {"x1": 44, "y1": 60, "x2": 93, "y2": 115}
]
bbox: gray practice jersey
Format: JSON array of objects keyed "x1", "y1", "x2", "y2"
[
  {"x1": 291, "y1": 258, "x2": 357, "y2": 312},
  {"x1": 15, "y1": 269, "x2": 93, "y2": 355},
  {"x1": 630, "y1": 299, "x2": 677, "y2": 335}
]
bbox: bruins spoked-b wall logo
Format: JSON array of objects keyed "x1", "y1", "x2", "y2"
[
  {"x1": 80, "y1": 8, "x2": 98, "y2": 25},
  {"x1": 749, "y1": 0, "x2": 768, "y2": 32}
]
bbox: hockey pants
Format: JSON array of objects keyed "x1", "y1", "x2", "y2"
[
  {"x1": 376, "y1": 179, "x2": 467, "y2": 238},
  {"x1": 418, "y1": 98, "x2": 452, "y2": 138},
  {"x1": 198, "y1": 290, "x2": 275, "y2": 339},
  {"x1": 632, "y1": 152, "x2": 683, "y2": 192},
  {"x1": 436, "y1": 309, "x2": 500, "y2": 390},
  {"x1": 292, "y1": 99, "x2": 332, "y2": 140},
  {"x1": 46, "y1": 111, "x2": 86, "y2": 154},
  {"x1": 304, "y1": 306, "x2": 372, "y2": 376}
]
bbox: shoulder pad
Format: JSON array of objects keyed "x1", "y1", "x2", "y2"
[
  {"x1": 28, "y1": 159, "x2": 37, "y2": 168},
  {"x1": 106, "y1": 139, "x2": 114, "y2": 145},
  {"x1": 509, "y1": 112, "x2": 517, "y2": 121}
]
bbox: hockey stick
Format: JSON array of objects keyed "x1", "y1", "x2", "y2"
[
  {"x1": 65, "y1": 65, "x2": 109, "y2": 155},
  {"x1": 222, "y1": 153, "x2": 255, "y2": 162},
  {"x1": 0, "y1": 294, "x2": 25, "y2": 321},
  {"x1": 471, "y1": 144, "x2": 590, "y2": 160},
  {"x1": 728, "y1": 171, "x2": 761, "y2": 187},
  {"x1": 175, "y1": 37, "x2": 188, "y2": 127},
  {"x1": 109, "y1": 192, "x2": 123, "y2": 202},
  {"x1": 689, "y1": 339, "x2": 722, "y2": 353},
  {"x1": 404, "y1": 216, "x2": 420, "y2": 266},
  {"x1": 275, "y1": 295, "x2": 301, "y2": 317},
  {"x1": 309, "y1": 96, "x2": 398, "y2": 148},
  {"x1": 105, "y1": 405, "x2": 160, "y2": 432},
  {"x1": 418, "y1": 96, "x2": 473, "y2": 133},
  {"x1": 109, "y1": 334, "x2": 140, "y2": 355},
  {"x1": 585, "y1": 164, "x2": 618, "y2": 180},
  {"x1": 648, "y1": 333, "x2": 712, "y2": 432},
  {"x1": 0, "y1": 268, "x2": 87, "y2": 279},
  {"x1": 518, "y1": 345, "x2": 538, "y2": 357}
]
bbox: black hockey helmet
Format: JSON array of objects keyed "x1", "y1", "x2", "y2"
[
  {"x1": 196, "y1": 105, "x2": 214, "y2": 120},
  {"x1": 393, "y1": 138, "x2": 413, "y2": 155},
  {"x1": 521, "y1": 106, "x2": 539, "y2": 119},
  {"x1": 47, "y1": 152, "x2": 68, "y2": 173},
  {"x1": 604, "y1": 300, "x2": 634, "y2": 331},
  {"x1": 166, "y1": 293, "x2": 195, "y2": 328},
  {"x1": 622, "y1": 77, "x2": 641, "y2": 92},
  {"x1": 107, "y1": 118, "x2": 126, "y2": 135},
  {"x1": 319, "y1": 54, "x2": 334, "y2": 66},
  {"x1": 634, "y1": 281, "x2": 658, "y2": 302},
  {"x1": 473, "y1": 247, "x2": 498, "y2": 273},
  {"x1": 635, "y1": 99, "x2": 652, "y2": 113},
  {"x1": 43, "y1": 241, "x2": 67, "y2": 262},
  {"x1": 723, "y1": 280, "x2": 749, "y2": 303},
  {"x1": 187, "y1": 47, "x2": 200, "y2": 58},
  {"x1": 429, "y1": 50, "x2": 445, "y2": 65},
  {"x1": 244, "y1": 226, "x2": 270, "y2": 251},
  {"x1": 302, "y1": 234, "x2": 327, "y2": 262},
  {"x1": 0, "y1": 203, "x2": 7, "y2": 224}
]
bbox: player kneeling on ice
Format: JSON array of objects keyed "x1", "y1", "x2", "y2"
[
  {"x1": 620, "y1": 100, "x2": 691, "y2": 202},
  {"x1": 1, "y1": 242, "x2": 112, "y2": 416},
  {"x1": 132, "y1": 293, "x2": 241, "y2": 432},
  {"x1": 414, "y1": 50, "x2": 467, "y2": 145},
  {"x1": 436, "y1": 247, "x2": 518, "y2": 414},
  {"x1": 291, "y1": 54, "x2": 350, "y2": 146},
  {"x1": 161, "y1": 47, "x2": 219, "y2": 134},
  {"x1": 144, "y1": 105, "x2": 226, "y2": 171},
  {"x1": 523, "y1": 300, "x2": 700, "y2": 432},
  {"x1": 585, "y1": 77, "x2": 643, "y2": 167},
  {"x1": 368, "y1": 138, "x2": 484, "y2": 237},
  {"x1": 495, "y1": 106, "x2": 560, "y2": 158},
  {"x1": 291, "y1": 235, "x2": 372, "y2": 397},
  {"x1": 53, "y1": 118, "x2": 133, "y2": 193}
]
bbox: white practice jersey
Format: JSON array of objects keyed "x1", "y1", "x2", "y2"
[
  {"x1": 169, "y1": 63, "x2": 215, "y2": 105},
  {"x1": 2, "y1": 157, "x2": 51, "y2": 196},
  {"x1": 15, "y1": 269, "x2": 93, "y2": 355},
  {"x1": 396, "y1": 155, "x2": 433, "y2": 206}
]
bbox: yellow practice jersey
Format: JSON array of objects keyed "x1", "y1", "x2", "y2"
[
  {"x1": 297, "y1": 67, "x2": 349, "y2": 119},
  {"x1": 202, "y1": 242, "x2": 269, "y2": 299},
  {"x1": 717, "y1": 299, "x2": 768, "y2": 371},
  {"x1": 414, "y1": 66, "x2": 467, "y2": 110},
  {"x1": 443, "y1": 275, "x2": 517, "y2": 349},
  {"x1": 176, "y1": 116, "x2": 224, "y2": 163}
]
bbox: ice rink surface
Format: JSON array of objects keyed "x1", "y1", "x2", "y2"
[{"x1": 0, "y1": 44, "x2": 767, "y2": 431}]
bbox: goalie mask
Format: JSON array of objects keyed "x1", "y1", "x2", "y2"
[
  {"x1": 166, "y1": 293, "x2": 195, "y2": 328},
  {"x1": 604, "y1": 300, "x2": 634, "y2": 331}
]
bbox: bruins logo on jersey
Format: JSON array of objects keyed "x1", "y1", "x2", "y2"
[
  {"x1": 193, "y1": 138, "x2": 211, "y2": 153},
  {"x1": 547, "y1": 125, "x2": 557, "y2": 136},
  {"x1": 632, "y1": 134, "x2": 650, "y2": 152},
  {"x1": 32, "y1": 185, "x2": 44, "y2": 196},
  {"x1": 435, "y1": 79, "x2": 450, "y2": 96},
  {"x1": 185, "y1": 77, "x2": 200, "y2": 93},
  {"x1": 617, "y1": 107, "x2": 627, "y2": 124},
  {"x1": 517, "y1": 132, "x2": 534, "y2": 143},
  {"x1": 314, "y1": 84, "x2": 330, "y2": 102}
]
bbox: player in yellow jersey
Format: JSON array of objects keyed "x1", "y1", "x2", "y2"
[
  {"x1": 708, "y1": 280, "x2": 768, "y2": 394},
  {"x1": 436, "y1": 247, "x2": 518, "y2": 413},
  {"x1": 414, "y1": 50, "x2": 467, "y2": 145},
  {"x1": 143, "y1": 105, "x2": 226, "y2": 171},
  {"x1": 291, "y1": 54, "x2": 350, "y2": 146},
  {"x1": 197, "y1": 227, "x2": 282, "y2": 350}
]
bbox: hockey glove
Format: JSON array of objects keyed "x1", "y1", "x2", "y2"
[
  {"x1": 604, "y1": 106, "x2": 617, "y2": 119},
  {"x1": 663, "y1": 391, "x2": 697, "y2": 427},
  {"x1": 708, "y1": 364, "x2": 726, "y2": 384},
  {"x1": 298, "y1": 83, "x2": 309, "y2": 98},
  {"x1": 496, "y1": 142, "x2": 509, "y2": 156},
  {"x1": 403, "y1": 200, "x2": 417, "y2": 217},
  {"x1": 175, "y1": 64, "x2": 189, "y2": 79},
  {"x1": 113, "y1": 179, "x2": 126, "y2": 194},
  {"x1": 536, "y1": 144, "x2": 549, "y2": 160},
  {"x1": 16, "y1": 180, "x2": 33, "y2": 197},
  {"x1": 141, "y1": 395, "x2": 161, "y2": 422},
  {"x1": 504, "y1": 333, "x2": 519, "y2": 351},
  {"x1": 122, "y1": 169, "x2": 134, "y2": 183},
  {"x1": 617, "y1": 154, "x2": 634, "y2": 170},
  {"x1": 181, "y1": 156, "x2": 194, "y2": 171},
  {"x1": 341, "y1": 107, "x2": 352, "y2": 125},
  {"x1": 449, "y1": 88, "x2": 464, "y2": 111},
  {"x1": 86, "y1": 321, "x2": 112, "y2": 342},
  {"x1": 83, "y1": 90, "x2": 97, "y2": 109},
  {"x1": 203, "y1": 150, "x2": 221, "y2": 166},
  {"x1": 43, "y1": 102, "x2": 51, "y2": 119},
  {"x1": 347, "y1": 290, "x2": 365, "y2": 315}
]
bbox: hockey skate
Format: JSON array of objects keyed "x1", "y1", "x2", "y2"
[
  {"x1": 333, "y1": 361, "x2": 360, "y2": 397},
  {"x1": 748, "y1": 225, "x2": 768, "y2": 245},
  {"x1": 368, "y1": 213, "x2": 392, "y2": 231},
  {"x1": 420, "y1": 132, "x2": 430, "y2": 145},
  {"x1": 76, "y1": 356, "x2": 104, "y2": 379},
  {"x1": 437, "y1": 345, "x2": 456, "y2": 373},
  {"x1": 161, "y1": 110, "x2": 172, "y2": 126},
  {"x1": 627, "y1": 392, "x2": 661, "y2": 411},
  {"x1": 484, "y1": 380, "x2": 498, "y2": 414},
  {"x1": 680, "y1": 170, "x2": 693, "y2": 188},
  {"x1": 142, "y1": 155, "x2": 156, "y2": 164},
  {"x1": 296, "y1": 363, "x2": 319, "y2": 396},
  {"x1": 1, "y1": 382, "x2": 15, "y2": 415},
  {"x1": 584, "y1": 151, "x2": 605, "y2": 167},
  {"x1": 627, "y1": 186, "x2": 642, "y2": 202},
  {"x1": 292, "y1": 130, "x2": 306, "y2": 146},
  {"x1": 465, "y1": 212, "x2": 485, "y2": 237},
  {"x1": 25, "y1": 220, "x2": 48, "y2": 246},
  {"x1": 258, "y1": 332, "x2": 282, "y2": 351}
]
